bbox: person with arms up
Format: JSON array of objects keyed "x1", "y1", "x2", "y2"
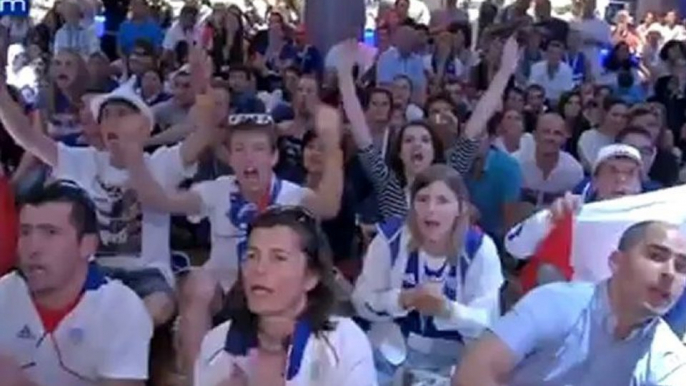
[
  {"x1": 453, "y1": 220, "x2": 686, "y2": 386},
  {"x1": 194, "y1": 206, "x2": 376, "y2": 386},
  {"x1": 0, "y1": 182, "x2": 152, "y2": 386},
  {"x1": 0, "y1": 48, "x2": 217, "y2": 327},
  {"x1": 121, "y1": 106, "x2": 344, "y2": 376}
]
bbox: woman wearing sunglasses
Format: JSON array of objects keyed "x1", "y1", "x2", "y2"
[
  {"x1": 194, "y1": 206, "x2": 376, "y2": 386},
  {"x1": 352, "y1": 165, "x2": 503, "y2": 385}
]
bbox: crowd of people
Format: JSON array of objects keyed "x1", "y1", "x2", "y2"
[{"x1": 2, "y1": 0, "x2": 686, "y2": 385}]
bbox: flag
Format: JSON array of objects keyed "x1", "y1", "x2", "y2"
[
  {"x1": 0, "y1": 175, "x2": 17, "y2": 276},
  {"x1": 519, "y1": 185, "x2": 686, "y2": 293}
]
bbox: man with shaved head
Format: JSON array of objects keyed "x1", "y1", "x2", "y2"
[
  {"x1": 454, "y1": 220, "x2": 686, "y2": 386},
  {"x1": 513, "y1": 113, "x2": 584, "y2": 209}
]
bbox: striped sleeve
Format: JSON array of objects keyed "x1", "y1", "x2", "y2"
[
  {"x1": 356, "y1": 145, "x2": 408, "y2": 219},
  {"x1": 447, "y1": 137, "x2": 480, "y2": 176}
]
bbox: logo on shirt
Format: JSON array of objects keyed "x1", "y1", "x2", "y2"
[
  {"x1": 0, "y1": 0, "x2": 29, "y2": 16},
  {"x1": 17, "y1": 325, "x2": 35, "y2": 340}
]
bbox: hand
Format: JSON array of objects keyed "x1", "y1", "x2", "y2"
[
  {"x1": 334, "y1": 39, "x2": 358, "y2": 76},
  {"x1": 408, "y1": 285, "x2": 449, "y2": 317},
  {"x1": 314, "y1": 105, "x2": 342, "y2": 151},
  {"x1": 549, "y1": 192, "x2": 583, "y2": 222},
  {"x1": 217, "y1": 364, "x2": 249, "y2": 386},
  {"x1": 189, "y1": 44, "x2": 213, "y2": 95},
  {"x1": 500, "y1": 35, "x2": 520, "y2": 75},
  {"x1": 0, "y1": 354, "x2": 33, "y2": 386}
]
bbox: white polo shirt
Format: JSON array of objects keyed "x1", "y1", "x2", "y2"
[
  {"x1": 194, "y1": 317, "x2": 376, "y2": 386},
  {"x1": 0, "y1": 265, "x2": 153, "y2": 386},
  {"x1": 190, "y1": 176, "x2": 310, "y2": 290}
]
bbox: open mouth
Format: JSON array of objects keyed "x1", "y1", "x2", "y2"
[
  {"x1": 243, "y1": 167, "x2": 259, "y2": 180},
  {"x1": 423, "y1": 220, "x2": 440, "y2": 229},
  {"x1": 411, "y1": 152, "x2": 425, "y2": 164},
  {"x1": 249, "y1": 284, "x2": 273, "y2": 296}
]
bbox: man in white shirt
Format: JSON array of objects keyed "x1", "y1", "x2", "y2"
[
  {"x1": 121, "y1": 108, "x2": 345, "y2": 376},
  {"x1": 162, "y1": 5, "x2": 201, "y2": 63},
  {"x1": 527, "y1": 41, "x2": 575, "y2": 105},
  {"x1": 514, "y1": 113, "x2": 584, "y2": 208},
  {"x1": 0, "y1": 182, "x2": 152, "y2": 386},
  {"x1": 0, "y1": 83, "x2": 213, "y2": 327},
  {"x1": 577, "y1": 98, "x2": 629, "y2": 171},
  {"x1": 454, "y1": 220, "x2": 686, "y2": 386},
  {"x1": 661, "y1": 10, "x2": 686, "y2": 42}
]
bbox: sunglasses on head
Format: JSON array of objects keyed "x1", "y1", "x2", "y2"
[{"x1": 228, "y1": 114, "x2": 274, "y2": 127}]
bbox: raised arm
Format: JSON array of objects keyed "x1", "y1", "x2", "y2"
[
  {"x1": 0, "y1": 82, "x2": 58, "y2": 167},
  {"x1": 301, "y1": 105, "x2": 344, "y2": 219},
  {"x1": 336, "y1": 40, "x2": 408, "y2": 219},
  {"x1": 446, "y1": 37, "x2": 519, "y2": 176},
  {"x1": 179, "y1": 45, "x2": 218, "y2": 167},
  {"x1": 117, "y1": 115, "x2": 203, "y2": 215}
]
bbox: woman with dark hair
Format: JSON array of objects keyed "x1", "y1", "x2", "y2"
[
  {"x1": 337, "y1": 38, "x2": 519, "y2": 220},
  {"x1": 352, "y1": 164, "x2": 503, "y2": 385},
  {"x1": 194, "y1": 206, "x2": 376, "y2": 386},
  {"x1": 557, "y1": 91, "x2": 590, "y2": 158},
  {"x1": 598, "y1": 41, "x2": 642, "y2": 91},
  {"x1": 138, "y1": 68, "x2": 172, "y2": 106}
]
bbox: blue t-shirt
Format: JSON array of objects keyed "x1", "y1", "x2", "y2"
[
  {"x1": 465, "y1": 148, "x2": 522, "y2": 241},
  {"x1": 118, "y1": 18, "x2": 164, "y2": 55}
]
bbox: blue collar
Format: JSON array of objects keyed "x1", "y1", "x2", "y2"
[
  {"x1": 224, "y1": 319, "x2": 313, "y2": 381},
  {"x1": 83, "y1": 263, "x2": 107, "y2": 291}
]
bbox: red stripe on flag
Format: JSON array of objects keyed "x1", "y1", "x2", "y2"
[{"x1": 520, "y1": 212, "x2": 575, "y2": 293}]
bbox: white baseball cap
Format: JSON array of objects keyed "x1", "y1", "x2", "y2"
[
  {"x1": 592, "y1": 144, "x2": 643, "y2": 174},
  {"x1": 89, "y1": 86, "x2": 155, "y2": 131}
]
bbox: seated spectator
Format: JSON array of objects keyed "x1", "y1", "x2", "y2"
[
  {"x1": 353, "y1": 165, "x2": 503, "y2": 384},
  {"x1": 578, "y1": 98, "x2": 629, "y2": 171},
  {"x1": 491, "y1": 109, "x2": 534, "y2": 156},
  {"x1": 558, "y1": 91, "x2": 591, "y2": 158},
  {"x1": 627, "y1": 106, "x2": 680, "y2": 187},
  {"x1": 527, "y1": 40, "x2": 575, "y2": 105},
  {"x1": 291, "y1": 25, "x2": 323, "y2": 76},
  {"x1": 117, "y1": 0, "x2": 164, "y2": 57},
  {"x1": 124, "y1": 109, "x2": 344, "y2": 376},
  {"x1": 565, "y1": 28, "x2": 592, "y2": 86},
  {"x1": 597, "y1": 41, "x2": 641, "y2": 88},
  {"x1": 6, "y1": 44, "x2": 38, "y2": 105},
  {"x1": 138, "y1": 68, "x2": 172, "y2": 106},
  {"x1": 86, "y1": 52, "x2": 119, "y2": 93},
  {"x1": 119, "y1": 39, "x2": 159, "y2": 88},
  {"x1": 152, "y1": 68, "x2": 195, "y2": 131},
  {"x1": 391, "y1": 75, "x2": 424, "y2": 121},
  {"x1": 162, "y1": 5, "x2": 201, "y2": 65},
  {"x1": 0, "y1": 182, "x2": 152, "y2": 386},
  {"x1": 424, "y1": 27, "x2": 465, "y2": 88},
  {"x1": 37, "y1": 50, "x2": 90, "y2": 147},
  {"x1": 194, "y1": 206, "x2": 375, "y2": 386},
  {"x1": 455, "y1": 221, "x2": 686, "y2": 385},
  {"x1": 377, "y1": 21, "x2": 426, "y2": 100},
  {"x1": 515, "y1": 113, "x2": 584, "y2": 208},
  {"x1": 503, "y1": 87, "x2": 525, "y2": 114},
  {"x1": 53, "y1": 0, "x2": 100, "y2": 56},
  {"x1": 522, "y1": 84, "x2": 547, "y2": 133}
]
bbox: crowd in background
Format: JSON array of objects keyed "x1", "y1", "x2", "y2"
[{"x1": 2, "y1": 0, "x2": 686, "y2": 385}]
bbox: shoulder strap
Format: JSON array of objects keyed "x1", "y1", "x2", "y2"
[{"x1": 377, "y1": 216, "x2": 405, "y2": 266}]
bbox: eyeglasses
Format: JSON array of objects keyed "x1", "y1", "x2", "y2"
[{"x1": 228, "y1": 114, "x2": 274, "y2": 127}]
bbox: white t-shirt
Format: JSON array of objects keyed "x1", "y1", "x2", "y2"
[
  {"x1": 514, "y1": 150, "x2": 584, "y2": 207},
  {"x1": 53, "y1": 144, "x2": 196, "y2": 285},
  {"x1": 527, "y1": 61, "x2": 575, "y2": 104},
  {"x1": 191, "y1": 176, "x2": 310, "y2": 289},
  {"x1": 0, "y1": 267, "x2": 152, "y2": 386},
  {"x1": 493, "y1": 133, "x2": 535, "y2": 156},
  {"x1": 162, "y1": 23, "x2": 202, "y2": 51},
  {"x1": 577, "y1": 129, "x2": 614, "y2": 171},
  {"x1": 194, "y1": 317, "x2": 376, "y2": 386}
]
